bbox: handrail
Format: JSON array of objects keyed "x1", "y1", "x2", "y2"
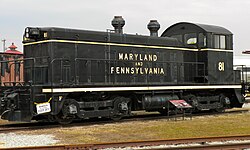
[
  {"x1": 0, "y1": 57, "x2": 206, "y2": 88},
  {"x1": 75, "y1": 58, "x2": 206, "y2": 85}
]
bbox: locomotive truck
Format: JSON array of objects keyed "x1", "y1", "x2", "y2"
[{"x1": 0, "y1": 16, "x2": 245, "y2": 124}]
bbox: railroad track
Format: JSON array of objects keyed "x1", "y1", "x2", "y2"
[
  {"x1": 0, "y1": 108, "x2": 248, "y2": 133},
  {"x1": 1, "y1": 135, "x2": 250, "y2": 150}
]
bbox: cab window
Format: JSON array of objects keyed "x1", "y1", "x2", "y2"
[
  {"x1": 214, "y1": 35, "x2": 226, "y2": 49},
  {"x1": 184, "y1": 33, "x2": 197, "y2": 45},
  {"x1": 199, "y1": 33, "x2": 206, "y2": 47},
  {"x1": 220, "y1": 35, "x2": 226, "y2": 49}
]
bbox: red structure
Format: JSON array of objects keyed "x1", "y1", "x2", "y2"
[
  {"x1": 5, "y1": 43, "x2": 23, "y2": 55},
  {"x1": 0, "y1": 43, "x2": 23, "y2": 86}
]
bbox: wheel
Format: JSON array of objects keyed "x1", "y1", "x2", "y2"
[
  {"x1": 55, "y1": 113, "x2": 74, "y2": 124},
  {"x1": 214, "y1": 107, "x2": 225, "y2": 113},
  {"x1": 55, "y1": 99, "x2": 79, "y2": 124},
  {"x1": 110, "y1": 115, "x2": 123, "y2": 121},
  {"x1": 182, "y1": 94, "x2": 201, "y2": 113},
  {"x1": 214, "y1": 94, "x2": 227, "y2": 113},
  {"x1": 111, "y1": 97, "x2": 131, "y2": 121}
]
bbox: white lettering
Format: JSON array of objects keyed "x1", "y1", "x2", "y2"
[
  {"x1": 111, "y1": 67, "x2": 114, "y2": 74},
  {"x1": 111, "y1": 53, "x2": 165, "y2": 75},
  {"x1": 144, "y1": 68, "x2": 148, "y2": 74},
  {"x1": 144, "y1": 54, "x2": 148, "y2": 61},
  {"x1": 134, "y1": 54, "x2": 138, "y2": 60},
  {"x1": 124, "y1": 54, "x2": 128, "y2": 60},
  {"x1": 126, "y1": 67, "x2": 130, "y2": 74},
  {"x1": 139, "y1": 54, "x2": 143, "y2": 61},
  {"x1": 118, "y1": 53, "x2": 123, "y2": 60},
  {"x1": 149, "y1": 68, "x2": 153, "y2": 74},
  {"x1": 140, "y1": 68, "x2": 143, "y2": 74},
  {"x1": 154, "y1": 68, "x2": 158, "y2": 74},
  {"x1": 116, "y1": 67, "x2": 120, "y2": 74},
  {"x1": 160, "y1": 68, "x2": 164, "y2": 74},
  {"x1": 153, "y1": 55, "x2": 157, "y2": 61},
  {"x1": 135, "y1": 68, "x2": 139, "y2": 74},
  {"x1": 121, "y1": 67, "x2": 125, "y2": 74},
  {"x1": 129, "y1": 53, "x2": 133, "y2": 60},
  {"x1": 148, "y1": 55, "x2": 152, "y2": 61},
  {"x1": 110, "y1": 67, "x2": 165, "y2": 75},
  {"x1": 131, "y1": 68, "x2": 134, "y2": 74}
]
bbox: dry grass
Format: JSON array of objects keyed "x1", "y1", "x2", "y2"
[
  {"x1": 14, "y1": 111, "x2": 250, "y2": 145},
  {"x1": 0, "y1": 119, "x2": 9, "y2": 125}
]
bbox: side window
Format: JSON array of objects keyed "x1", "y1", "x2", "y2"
[
  {"x1": 198, "y1": 33, "x2": 207, "y2": 47},
  {"x1": 214, "y1": 35, "x2": 220, "y2": 49},
  {"x1": 220, "y1": 35, "x2": 226, "y2": 49},
  {"x1": 214, "y1": 34, "x2": 226, "y2": 49},
  {"x1": 184, "y1": 33, "x2": 197, "y2": 45}
]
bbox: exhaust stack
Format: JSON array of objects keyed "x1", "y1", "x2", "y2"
[
  {"x1": 147, "y1": 20, "x2": 160, "y2": 37},
  {"x1": 111, "y1": 16, "x2": 125, "y2": 34}
]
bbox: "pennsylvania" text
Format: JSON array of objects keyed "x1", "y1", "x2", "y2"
[{"x1": 110, "y1": 53, "x2": 165, "y2": 75}]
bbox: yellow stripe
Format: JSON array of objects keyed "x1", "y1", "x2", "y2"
[
  {"x1": 201, "y1": 48, "x2": 233, "y2": 52},
  {"x1": 23, "y1": 39, "x2": 233, "y2": 52},
  {"x1": 42, "y1": 85, "x2": 242, "y2": 93}
]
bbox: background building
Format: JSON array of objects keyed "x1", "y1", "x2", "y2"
[{"x1": 0, "y1": 43, "x2": 23, "y2": 86}]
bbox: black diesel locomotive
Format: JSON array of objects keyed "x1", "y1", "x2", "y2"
[{"x1": 0, "y1": 16, "x2": 245, "y2": 124}]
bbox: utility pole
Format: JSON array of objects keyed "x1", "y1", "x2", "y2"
[{"x1": 2, "y1": 39, "x2": 6, "y2": 52}]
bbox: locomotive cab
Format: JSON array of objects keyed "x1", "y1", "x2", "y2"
[
  {"x1": 162, "y1": 22, "x2": 238, "y2": 84},
  {"x1": 162, "y1": 22, "x2": 244, "y2": 106},
  {"x1": 161, "y1": 22, "x2": 233, "y2": 50}
]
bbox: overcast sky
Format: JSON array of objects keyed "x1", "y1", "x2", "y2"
[{"x1": 0, "y1": 0, "x2": 250, "y2": 57}]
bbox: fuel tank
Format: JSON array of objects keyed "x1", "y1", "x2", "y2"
[{"x1": 143, "y1": 94, "x2": 179, "y2": 111}]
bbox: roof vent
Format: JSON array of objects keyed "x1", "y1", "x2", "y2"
[
  {"x1": 147, "y1": 20, "x2": 160, "y2": 37},
  {"x1": 111, "y1": 16, "x2": 125, "y2": 34}
]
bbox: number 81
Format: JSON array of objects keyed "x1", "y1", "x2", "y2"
[{"x1": 218, "y1": 62, "x2": 225, "y2": 71}]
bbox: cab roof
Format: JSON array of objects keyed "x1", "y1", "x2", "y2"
[{"x1": 161, "y1": 22, "x2": 232, "y2": 37}]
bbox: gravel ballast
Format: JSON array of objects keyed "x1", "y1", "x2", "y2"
[{"x1": 0, "y1": 133, "x2": 59, "y2": 148}]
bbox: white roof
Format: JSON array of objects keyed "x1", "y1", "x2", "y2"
[{"x1": 234, "y1": 56, "x2": 250, "y2": 66}]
